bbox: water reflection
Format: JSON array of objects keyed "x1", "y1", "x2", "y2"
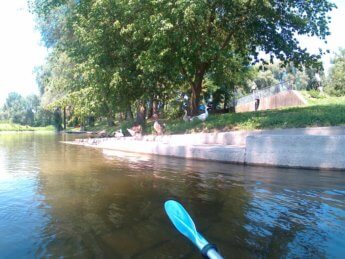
[{"x1": 0, "y1": 133, "x2": 344, "y2": 258}]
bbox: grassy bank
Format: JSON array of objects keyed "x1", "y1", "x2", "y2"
[
  {"x1": 0, "y1": 122, "x2": 54, "y2": 132},
  {"x1": 3, "y1": 92, "x2": 343, "y2": 135},
  {"x1": 167, "y1": 93, "x2": 345, "y2": 134},
  {"x1": 84, "y1": 93, "x2": 345, "y2": 135}
]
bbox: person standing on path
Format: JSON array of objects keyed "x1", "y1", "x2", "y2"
[{"x1": 251, "y1": 82, "x2": 260, "y2": 111}]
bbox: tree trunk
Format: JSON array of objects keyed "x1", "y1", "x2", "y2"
[
  {"x1": 148, "y1": 97, "x2": 158, "y2": 118},
  {"x1": 80, "y1": 116, "x2": 85, "y2": 131},
  {"x1": 136, "y1": 103, "x2": 146, "y2": 126},
  {"x1": 63, "y1": 107, "x2": 66, "y2": 130},
  {"x1": 152, "y1": 100, "x2": 158, "y2": 116},
  {"x1": 87, "y1": 116, "x2": 95, "y2": 126},
  {"x1": 190, "y1": 81, "x2": 202, "y2": 116},
  {"x1": 53, "y1": 107, "x2": 63, "y2": 132},
  {"x1": 190, "y1": 63, "x2": 208, "y2": 115},
  {"x1": 107, "y1": 118, "x2": 114, "y2": 126},
  {"x1": 223, "y1": 91, "x2": 229, "y2": 112},
  {"x1": 107, "y1": 113, "x2": 115, "y2": 126},
  {"x1": 148, "y1": 98, "x2": 152, "y2": 118},
  {"x1": 125, "y1": 103, "x2": 133, "y2": 120},
  {"x1": 118, "y1": 112, "x2": 124, "y2": 122}
]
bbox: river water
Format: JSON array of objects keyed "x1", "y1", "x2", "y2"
[{"x1": 0, "y1": 133, "x2": 344, "y2": 258}]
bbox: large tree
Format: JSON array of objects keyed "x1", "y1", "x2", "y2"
[
  {"x1": 135, "y1": 0, "x2": 335, "y2": 114},
  {"x1": 31, "y1": 0, "x2": 335, "y2": 116}
]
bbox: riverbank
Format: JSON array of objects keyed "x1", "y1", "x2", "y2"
[
  {"x1": 0, "y1": 122, "x2": 54, "y2": 132},
  {"x1": 63, "y1": 126, "x2": 345, "y2": 171},
  {"x1": 81, "y1": 93, "x2": 345, "y2": 137},
  {"x1": 167, "y1": 93, "x2": 345, "y2": 134}
]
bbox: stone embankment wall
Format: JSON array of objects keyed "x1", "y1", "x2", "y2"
[
  {"x1": 66, "y1": 126, "x2": 345, "y2": 171},
  {"x1": 235, "y1": 90, "x2": 307, "y2": 113},
  {"x1": 245, "y1": 135, "x2": 345, "y2": 170}
]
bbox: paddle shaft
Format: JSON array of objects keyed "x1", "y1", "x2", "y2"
[{"x1": 206, "y1": 248, "x2": 224, "y2": 259}]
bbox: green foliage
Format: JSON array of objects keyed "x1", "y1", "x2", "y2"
[
  {"x1": 1, "y1": 92, "x2": 50, "y2": 127},
  {"x1": 164, "y1": 99, "x2": 183, "y2": 120},
  {"x1": 245, "y1": 62, "x2": 326, "y2": 96},
  {"x1": 30, "y1": 0, "x2": 335, "y2": 120},
  {"x1": 326, "y1": 49, "x2": 345, "y2": 96},
  {"x1": 2, "y1": 92, "x2": 25, "y2": 124},
  {"x1": 35, "y1": 109, "x2": 53, "y2": 126},
  {"x1": 253, "y1": 69, "x2": 279, "y2": 89},
  {"x1": 307, "y1": 90, "x2": 325, "y2": 99}
]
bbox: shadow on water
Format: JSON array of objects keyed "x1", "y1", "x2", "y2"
[{"x1": 0, "y1": 133, "x2": 344, "y2": 258}]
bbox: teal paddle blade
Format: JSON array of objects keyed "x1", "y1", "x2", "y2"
[{"x1": 164, "y1": 200, "x2": 208, "y2": 250}]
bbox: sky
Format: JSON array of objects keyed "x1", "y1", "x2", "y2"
[
  {"x1": 0, "y1": 0, "x2": 344, "y2": 106},
  {"x1": 299, "y1": 0, "x2": 345, "y2": 72},
  {"x1": 0, "y1": 0, "x2": 47, "y2": 105}
]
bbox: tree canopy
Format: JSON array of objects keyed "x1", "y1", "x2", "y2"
[{"x1": 30, "y1": 0, "x2": 335, "y2": 120}]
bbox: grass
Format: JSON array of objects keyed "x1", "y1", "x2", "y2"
[
  {"x1": 163, "y1": 93, "x2": 345, "y2": 134},
  {"x1": 81, "y1": 92, "x2": 345, "y2": 135},
  {"x1": 0, "y1": 122, "x2": 54, "y2": 132}
]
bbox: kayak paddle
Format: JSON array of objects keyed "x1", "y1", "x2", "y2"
[{"x1": 164, "y1": 200, "x2": 223, "y2": 259}]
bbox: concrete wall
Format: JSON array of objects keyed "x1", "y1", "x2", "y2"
[
  {"x1": 140, "y1": 126, "x2": 345, "y2": 147},
  {"x1": 236, "y1": 90, "x2": 306, "y2": 113},
  {"x1": 67, "y1": 126, "x2": 345, "y2": 170},
  {"x1": 245, "y1": 135, "x2": 345, "y2": 170},
  {"x1": 96, "y1": 134, "x2": 345, "y2": 170},
  {"x1": 141, "y1": 131, "x2": 250, "y2": 146},
  {"x1": 99, "y1": 140, "x2": 245, "y2": 164}
]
